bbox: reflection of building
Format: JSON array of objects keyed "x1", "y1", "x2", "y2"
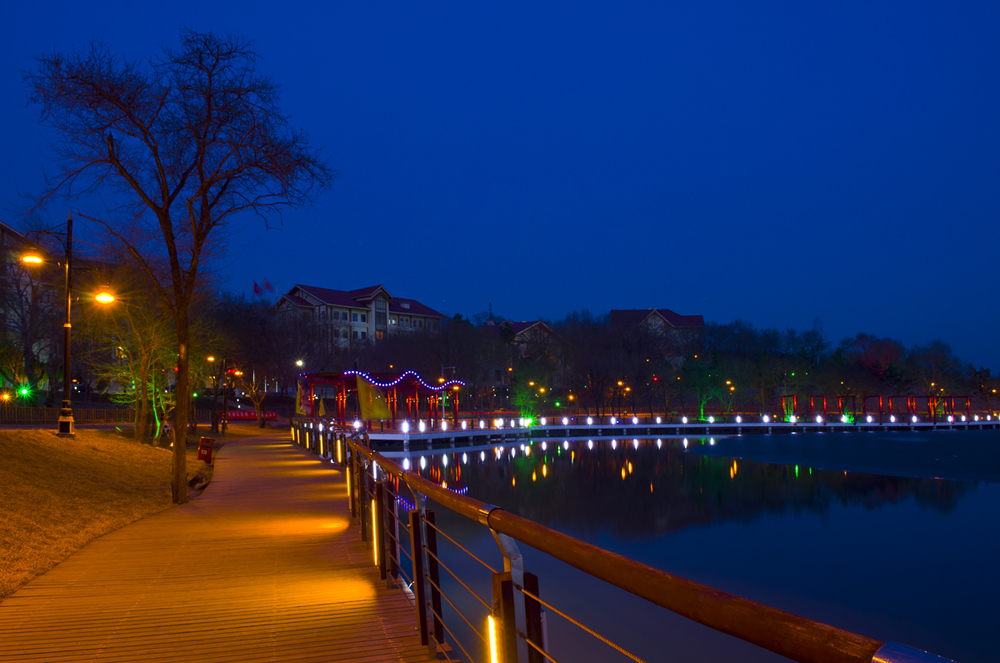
[
  {"x1": 609, "y1": 308, "x2": 704, "y2": 346},
  {"x1": 276, "y1": 284, "x2": 445, "y2": 345}
]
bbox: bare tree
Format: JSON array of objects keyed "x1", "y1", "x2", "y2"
[{"x1": 25, "y1": 31, "x2": 335, "y2": 502}]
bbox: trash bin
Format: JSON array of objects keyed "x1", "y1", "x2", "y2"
[{"x1": 198, "y1": 437, "x2": 215, "y2": 463}]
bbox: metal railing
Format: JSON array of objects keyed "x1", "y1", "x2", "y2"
[{"x1": 291, "y1": 418, "x2": 953, "y2": 663}]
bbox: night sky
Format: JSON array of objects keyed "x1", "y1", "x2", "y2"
[{"x1": 3, "y1": 2, "x2": 998, "y2": 368}]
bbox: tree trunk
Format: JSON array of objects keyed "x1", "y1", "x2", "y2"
[{"x1": 172, "y1": 311, "x2": 189, "y2": 505}]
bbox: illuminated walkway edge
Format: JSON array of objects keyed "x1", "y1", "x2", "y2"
[{"x1": 0, "y1": 434, "x2": 426, "y2": 663}]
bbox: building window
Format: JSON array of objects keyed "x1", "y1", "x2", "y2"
[
  {"x1": 353, "y1": 330, "x2": 359, "y2": 339},
  {"x1": 333, "y1": 311, "x2": 339, "y2": 320},
  {"x1": 342, "y1": 330, "x2": 348, "y2": 339},
  {"x1": 418, "y1": 319, "x2": 423, "y2": 328},
  {"x1": 360, "y1": 331, "x2": 367, "y2": 340},
  {"x1": 376, "y1": 330, "x2": 384, "y2": 340},
  {"x1": 352, "y1": 313, "x2": 358, "y2": 322},
  {"x1": 361, "y1": 313, "x2": 367, "y2": 323},
  {"x1": 390, "y1": 316, "x2": 396, "y2": 325}
]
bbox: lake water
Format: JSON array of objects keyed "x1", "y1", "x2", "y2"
[{"x1": 397, "y1": 429, "x2": 1000, "y2": 663}]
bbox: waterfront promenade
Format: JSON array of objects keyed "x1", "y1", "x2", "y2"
[{"x1": 0, "y1": 434, "x2": 426, "y2": 662}]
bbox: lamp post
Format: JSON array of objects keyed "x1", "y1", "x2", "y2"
[{"x1": 22, "y1": 212, "x2": 113, "y2": 436}]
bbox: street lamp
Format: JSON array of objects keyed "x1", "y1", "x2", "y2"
[{"x1": 22, "y1": 212, "x2": 112, "y2": 436}]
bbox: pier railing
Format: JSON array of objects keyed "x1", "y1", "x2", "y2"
[{"x1": 291, "y1": 419, "x2": 953, "y2": 663}]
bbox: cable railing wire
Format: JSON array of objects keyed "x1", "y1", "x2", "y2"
[
  {"x1": 422, "y1": 569, "x2": 490, "y2": 648},
  {"x1": 423, "y1": 517, "x2": 498, "y2": 574},
  {"x1": 422, "y1": 542, "x2": 493, "y2": 612},
  {"x1": 425, "y1": 594, "x2": 480, "y2": 663}
]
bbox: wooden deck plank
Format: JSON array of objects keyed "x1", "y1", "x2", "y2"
[{"x1": 0, "y1": 436, "x2": 429, "y2": 663}]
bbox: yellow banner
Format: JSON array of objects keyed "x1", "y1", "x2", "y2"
[{"x1": 357, "y1": 376, "x2": 391, "y2": 420}]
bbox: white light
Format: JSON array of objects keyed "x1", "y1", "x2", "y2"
[
  {"x1": 442, "y1": 454, "x2": 448, "y2": 467},
  {"x1": 683, "y1": 438, "x2": 688, "y2": 448},
  {"x1": 710, "y1": 438, "x2": 715, "y2": 445},
  {"x1": 462, "y1": 421, "x2": 467, "y2": 430},
  {"x1": 912, "y1": 415, "x2": 918, "y2": 423},
  {"x1": 510, "y1": 419, "x2": 516, "y2": 427},
  {"x1": 402, "y1": 421, "x2": 410, "y2": 433},
  {"x1": 541, "y1": 442, "x2": 547, "y2": 451},
  {"x1": 816, "y1": 416, "x2": 823, "y2": 424},
  {"x1": 353, "y1": 420, "x2": 361, "y2": 429},
  {"x1": 988, "y1": 415, "x2": 993, "y2": 421},
  {"x1": 540, "y1": 417, "x2": 547, "y2": 426},
  {"x1": 708, "y1": 416, "x2": 714, "y2": 423},
  {"x1": 611, "y1": 440, "x2": 617, "y2": 449},
  {"x1": 763, "y1": 415, "x2": 770, "y2": 423},
  {"x1": 318, "y1": 423, "x2": 324, "y2": 432},
  {"x1": 682, "y1": 417, "x2": 688, "y2": 424},
  {"x1": 890, "y1": 415, "x2": 896, "y2": 423},
  {"x1": 462, "y1": 453, "x2": 468, "y2": 464},
  {"x1": 841, "y1": 415, "x2": 848, "y2": 423},
  {"x1": 610, "y1": 417, "x2": 617, "y2": 425},
  {"x1": 656, "y1": 417, "x2": 662, "y2": 424},
  {"x1": 519, "y1": 418, "x2": 524, "y2": 427},
  {"x1": 656, "y1": 439, "x2": 662, "y2": 448},
  {"x1": 562, "y1": 417, "x2": 569, "y2": 426},
  {"x1": 962, "y1": 415, "x2": 967, "y2": 422},
  {"x1": 948, "y1": 415, "x2": 954, "y2": 422},
  {"x1": 587, "y1": 417, "x2": 594, "y2": 425},
  {"x1": 867, "y1": 415, "x2": 873, "y2": 423},
  {"x1": 480, "y1": 420, "x2": 485, "y2": 429},
  {"x1": 563, "y1": 441, "x2": 569, "y2": 450},
  {"x1": 974, "y1": 415, "x2": 980, "y2": 422},
  {"x1": 442, "y1": 421, "x2": 448, "y2": 431},
  {"x1": 633, "y1": 439, "x2": 639, "y2": 449},
  {"x1": 735, "y1": 416, "x2": 742, "y2": 423},
  {"x1": 420, "y1": 456, "x2": 426, "y2": 469},
  {"x1": 588, "y1": 440, "x2": 593, "y2": 449},
  {"x1": 790, "y1": 416, "x2": 797, "y2": 424},
  {"x1": 419, "y1": 421, "x2": 426, "y2": 433},
  {"x1": 510, "y1": 447, "x2": 516, "y2": 458},
  {"x1": 480, "y1": 451, "x2": 486, "y2": 461},
  {"x1": 632, "y1": 417, "x2": 639, "y2": 425},
  {"x1": 403, "y1": 458, "x2": 410, "y2": 470}
]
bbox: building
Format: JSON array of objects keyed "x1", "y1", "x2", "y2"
[
  {"x1": 275, "y1": 284, "x2": 445, "y2": 345},
  {"x1": 609, "y1": 308, "x2": 704, "y2": 350}
]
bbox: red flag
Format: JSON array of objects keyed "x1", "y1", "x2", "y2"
[
  {"x1": 264, "y1": 279, "x2": 273, "y2": 292},
  {"x1": 253, "y1": 281, "x2": 262, "y2": 295}
]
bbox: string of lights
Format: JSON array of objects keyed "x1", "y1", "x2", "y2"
[{"x1": 343, "y1": 369, "x2": 465, "y2": 391}]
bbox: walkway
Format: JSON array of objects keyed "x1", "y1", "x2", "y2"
[{"x1": 0, "y1": 434, "x2": 427, "y2": 662}]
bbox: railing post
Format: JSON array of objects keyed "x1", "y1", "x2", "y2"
[
  {"x1": 375, "y1": 481, "x2": 387, "y2": 580},
  {"x1": 492, "y1": 571, "x2": 519, "y2": 663},
  {"x1": 359, "y1": 457, "x2": 368, "y2": 542},
  {"x1": 425, "y1": 510, "x2": 444, "y2": 648},
  {"x1": 408, "y1": 508, "x2": 429, "y2": 646},
  {"x1": 383, "y1": 475, "x2": 399, "y2": 585},
  {"x1": 523, "y1": 571, "x2": 545, "y2": 663}
]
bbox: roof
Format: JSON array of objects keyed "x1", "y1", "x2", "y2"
[
  {"x1": 279, "y1": 284, "x2": 445, "y2": 318},
  {"x1": 609, "y1": 309, "x2": 704, "y2": 328},
  {"x1": 484, "y1": 320, "x2": 554, "y2": 340}
]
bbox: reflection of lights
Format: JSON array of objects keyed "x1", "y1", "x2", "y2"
[
  {"x1": 403, "y1": 458, "x2": 410, "y2": 470},
  {"x1": 628, "y1": 462, "x2": 633, "y2": 473},
  {"x1": 621, "y1": 467, "x2": 626, "y2": 480},
  {"x1": 587, "y1": 440, "x2": 593, "y2": 449},
  {"x1": 633, "y1": 439, "x2": 639, "y2": 449},
  {"x1": 532, "y1": 470, "x2": 537, "y2": 481},
  {"x1": 562, "y1": 440, "x2": 569, "y2": 450},
  {"x1": 682, "y1": 417, "x2": 688, "y2": 424},
  {"x1": 372, "y1": 501, "x2": 378, "y2": 566},
  {"x1": 462, "y1": 453, "x2": 468, "y2": 464},
  {"x1": 541, "y1": 441, "x2": 547, "y2": 451},
  {"x1": 656, "y1": 439, "x2": 662, "y2": 448},
  {"x1": 480, "y1": 451, "x2": 486, "y2": 461},
  {"x1": 442, "y1": 454, "x2": 448, "y2": 467},
  {"x1": 611, "y1": 440, "x2": 617, "y2": 449},
  {"x1": 420, "y1": 457, "x2": 426, "y2": 469},
  {"x1": 709, "y1": 438, "x2": 715, "y2": 445},
  {"x1": 525, "y1": 445, "x2": 531, "y2": 456},
  {"x1": 683, "y1": 438, "x2": 688, "y2": 448},
  {"x1": 542, "y1": 465, "x2": 547, "y2": 477},
  {"x1": 587, "y1": 417, "x2": 594, "y2": 425},
  {"x1": 488, "y1": 615, "x2": 499, "y2": 663}
]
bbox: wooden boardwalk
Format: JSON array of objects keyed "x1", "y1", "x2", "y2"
[{"x1": 0, "y1": 435, "x2": 428, "y2": 662}]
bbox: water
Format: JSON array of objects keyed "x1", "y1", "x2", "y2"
[{"x1": 397, "y1": 430, "x2": 1000, "y2": 663}]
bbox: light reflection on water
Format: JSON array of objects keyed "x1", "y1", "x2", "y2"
[{"x1": 400, "y1": 434, "x2": 999, "y2": 663}]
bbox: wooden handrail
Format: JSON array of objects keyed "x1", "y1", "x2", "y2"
[{"x1": 344, "y1": 434, "x2": 884, "y2": 663}]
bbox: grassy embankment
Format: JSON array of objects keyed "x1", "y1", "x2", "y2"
[{"x1": 0, "y1": 424, "x2": 281, "y2": 601}]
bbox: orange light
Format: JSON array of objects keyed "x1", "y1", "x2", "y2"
[
  {"x1": 542, "y1": 464, "x2": 547, "y2": 477},
  {"x1": 22, "y1": 254, "x2": 43, "y2": 264},
  {"x1": 95, "y1": 292, "x2": 115, "y2": 304}
]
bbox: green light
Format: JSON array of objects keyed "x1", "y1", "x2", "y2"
[
  {"x1": 193, "y1": 392, "x2": 199, "y2": 397},
  {"x1": 555, "y1": 401, "x2": 561, "y2": 407},
  {"x1": 19, "y1": 388, "x2": 28, "y2": 396},
  {"x1": 795, "y1": 465, "x2": 799, "y2": 477}
]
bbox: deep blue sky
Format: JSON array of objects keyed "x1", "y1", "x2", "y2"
[{"x1": 3, "y1": 2, "x2": 998, "y2": 368}]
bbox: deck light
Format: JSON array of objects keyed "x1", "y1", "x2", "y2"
[
  {"x1": 540, "y1": 417, "x2": 547, "y2": 426},
  {"x1": 708, "y1": 416, "x2": 715, "y2": 423},
  {"x1": 948, "y1": 416, "x2": 954, "y2": 423},
  {"x1": 656, "y1": 417, "x2": 662, "y2": 424},
  {"x1": 353, "y1": 420, "x2": 361, "y2": 429},
  {"x1": 763, "y1": 415, "x2": 770, "y2": 423},
  {"x1": 402, "y1": 421, "x2": 410, "y2": 433},
  {"x1": 419, "y1": 421, "x2": 426, "y2": 432},
  {"x1": 461, "y1": 421, "x2": 467, "y2": 430},
  {"x1": 562, "y1": 417, "x2": 569, "y2": 425},
  {"x1": 890, "y1": 416, "x2": 896, "y2": 423},
  {"x1": 682, "y1": 417, "x2": 688, "y2": 424},
  {"x1": 790, "y1": 416, "x2": 797, "y2": 423},
  {"x1": 441, "y1": 421, "x2": 447, "y2": 431},
  {"x1": 610, "y1": 417, "x2": 617, "y2": 425},
  {"x1": 479, "y1": 420, "x2": 485, "y2": 429},
  {"x1": 867, "y1": 415, "x2": 873, "y2": 423},
  {"x1": 912, "y1": 415, "x2": 918, "y2": 423},
  {"x1": 816, "y1": 416, "x2": 823, "y2": 424},
  {"x1": 587, "y1": 417, "x2": 593, "y2": 425},
  {"x1": 510, "y1": 419, "x2": 515, "y2": 427},
  {"x1": 974, "y1": 415, "x2": 980, "y2": 422},
  {"x1": 961, "y1": 415, "x2": 967, "y2": 422},
  {"x1": 488, "y1": 616, "x2": 499, "y2": 663},
  {"x1": 632, "y1": 417, "x2": 639, "y2": 424},
  {"x1": 735, "y1": 416, "x2": 742, "y2": 423}
]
